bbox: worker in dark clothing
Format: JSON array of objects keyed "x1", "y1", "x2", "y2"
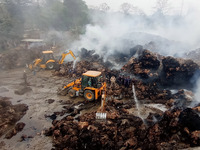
[
  {"x1": 121, "y1": 75, "x2": 125, "y2": 86},
  {"x1": 116, "y1": 75, "x2": 122, "y2": 85},
  {"x1": 124, "y1": 76, "x2": 131, "y2": 88},
  {"x1": 23, "y1": 70, "x2": 28, "y2": 86}
]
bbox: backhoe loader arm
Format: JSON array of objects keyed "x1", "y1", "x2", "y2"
[
  {"x1": 59, "y1": 50, "x2": 76, "y2": 64},
  {"x1": 64, "y1": 81, "x2": 75, "y2": 89},
  {"x1": 63, "y1": 78, "x2": 81, "y2": 89}
]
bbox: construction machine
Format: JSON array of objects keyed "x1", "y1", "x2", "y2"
[
  {"x1": 58, "y1": 71, "x2": 106, "y2": 101},
  {"x1": 28, "y1": 50, "x2": 76, "y2": 71}
]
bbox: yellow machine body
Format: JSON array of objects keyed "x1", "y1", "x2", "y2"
[
  {"x1": 63, "y1": 71, "x2": 106, "y2": 101},
  {"x1": 29, "y1": 50, "x2": 76, "y2": 71}
]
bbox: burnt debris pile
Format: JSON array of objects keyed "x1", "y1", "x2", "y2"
[
  {"x1": 54, "y1": 48, "x2": 107, "y2": 77},
  {"x1": 45, "y1": 99, "x2": 200, "y2": 150},
  {"x1": 123, "y1": 49, "x2": 200, "y2": 88}
]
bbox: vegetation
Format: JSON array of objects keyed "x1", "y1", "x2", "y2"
[{"x1": 0, "y1": 0, "x2": 89, "y2": 51}]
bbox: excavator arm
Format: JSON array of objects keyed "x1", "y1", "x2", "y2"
[
  {"x1": 57, "y1": 78, "x2": 81, "y2": 96},
  {"x1": 59, "y1": 50, "x2": 76, "y2": 64}
]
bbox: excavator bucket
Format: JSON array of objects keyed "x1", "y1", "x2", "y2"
[
  {"x1": 96, "y1": 91, "x2": 107, "y2": 120},
  {"x1": 96, "y1": 112, "x2": 107, "y2": 119},
  {"x1": 57, "y1": 87, "x2": 71, "y2": 96}
]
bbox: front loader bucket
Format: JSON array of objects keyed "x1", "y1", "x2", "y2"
[{"x1": 57, "y1": 87, "x2": 71, "y2": 96}]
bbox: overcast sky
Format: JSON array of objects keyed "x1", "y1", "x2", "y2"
[{"x1": 83, "y1": 0, "x2": 200, "y2": 15}]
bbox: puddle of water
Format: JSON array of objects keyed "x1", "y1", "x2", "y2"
[{"x1": 127, "y1": 103, "x2": 167, "y2": 119}]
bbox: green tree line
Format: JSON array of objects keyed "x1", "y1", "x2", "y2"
[{"x1": 0, "y1": 0, "x2": 89, "y2": 51}]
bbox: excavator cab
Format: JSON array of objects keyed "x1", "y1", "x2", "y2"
[
  {"x1": 41, "y1": 51, "x2": 54, "y2": 63},
  {"x1": 81, "y1": 71, "x2": 102, "y2": 88},
  {"x1": 80, "y1": 71, "x2": 105, "y2": 101}
]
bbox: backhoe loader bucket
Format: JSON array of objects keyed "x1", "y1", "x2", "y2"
[
  {"x1": 96, "y1": 112, "x2": 107, "y2": 119},
  {"x1": 96, "y1": 91, "x2": 107, "y2": 120},
  {"x1": 57, "y1": 87, "x2": 71, "y2": 96}
]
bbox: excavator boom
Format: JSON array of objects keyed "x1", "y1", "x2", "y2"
[{"x1": 59, "y1": 50, "x2": 76, "y2": 64}]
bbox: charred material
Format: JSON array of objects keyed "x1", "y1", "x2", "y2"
[
  {"x1": 161, "y1": 57, "x2": 199, "y2": 87},
  {"x1": 123, "y1": 49, "x2": 161, "y2": 79},
  {"x1": 45, "y1": 99, "x2": 200, "y2": 150},
  {"x1": 123, "y1": 49, "x2": 200, "y2": 88}
]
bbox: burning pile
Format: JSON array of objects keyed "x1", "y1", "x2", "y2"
[
  {"x1": 54, "y1": 48, "x2": 106, "y2": 77},
  {"x1": 48, "y1": 47, "x2": 200, "y2": 149},
  {"x1": 123, "y1": 49, "x2": 199, "y2": 88},
  {"x1": 45, "y1": 99, "x2": 200, "y2": 150}
]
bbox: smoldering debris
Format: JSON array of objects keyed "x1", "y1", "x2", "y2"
[
  {"x1": 123, "y1": 49, "x2": 200, "y2": 88},
  {"x1": 45, "y1": 99, "x2": 200, "y2": 150}
]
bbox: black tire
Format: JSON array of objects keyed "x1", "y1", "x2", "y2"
[
  {"x1": 68, "y1": 89, "x2": 76, "y2": 98},
  {"x1": 46, "y1": 62, "x2": 54, "y2": 70},
  {"x1": 34, "y1": 66, "x2": 40, "y2": 72},
  {"x1": 54, "y1": 63, "x2": 61, "y2": 71},
  {"x1": 84, "y1": 90, "x2": 94, "y2": 101}
]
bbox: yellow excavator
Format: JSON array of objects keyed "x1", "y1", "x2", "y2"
[
  {"x1": 58, "y1": 70, "x2": 106, "y2": 101},
  {"x1": 28, "y1": 50, "x2": 76, "y2": 71}
]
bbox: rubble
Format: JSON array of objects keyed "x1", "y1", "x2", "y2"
[{"x1": 0, "y1": 96, "x2": 28, "y2": 137}]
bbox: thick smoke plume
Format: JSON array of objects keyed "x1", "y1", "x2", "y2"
[{"x1": 71, "y1": 8, "x2": 200, "y2": 57}]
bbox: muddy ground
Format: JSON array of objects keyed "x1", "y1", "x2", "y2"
[{"x1": 0, "y1": 68, "x2": 80, "y2": 149}]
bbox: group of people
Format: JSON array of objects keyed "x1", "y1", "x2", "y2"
[{"x1": 116, "y1": 75, "x2": 132, "y2": 88}]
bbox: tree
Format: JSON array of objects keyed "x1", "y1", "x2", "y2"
[
  {"x1": 99, "y1": 3, "x2": 110, "y2": 12},
  {"x1": 154, "y1": 0, "x2": 170, "y2": 15},
  {"x1": 63, "y1": 0, "x2": 89, "y2": 30},
  {"x1": 120, "y1": 3, "x2": 133, "y2": 14}
]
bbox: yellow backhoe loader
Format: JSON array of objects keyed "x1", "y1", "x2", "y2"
[
  {"x1": 28, "y1": 50, "x2": 76, "y2": 71},
  {"x1": 58, "y1": 70, "x2": 106, "y2": 101}
]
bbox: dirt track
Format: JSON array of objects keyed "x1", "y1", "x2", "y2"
[{"x1": 0, "y1": 68, "x2": 85, "y2": 150}]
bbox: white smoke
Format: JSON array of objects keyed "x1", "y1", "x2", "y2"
[
  {"x1": 193, "y1": 77, "x2": 200, "y2": 106},
  {"x1": 70, "y1": 7, "x2": 200, "y2": 57}
]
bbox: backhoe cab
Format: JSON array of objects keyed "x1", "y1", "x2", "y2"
[
  {"x1": 59, "y1": 71, "x2": 106, "y2": 101},
  {"x1": 28, "y1": 50, "x2": 76, "y2": 71}
]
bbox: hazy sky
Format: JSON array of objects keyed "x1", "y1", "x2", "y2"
[{"x1": 83, "y1": 0, "x2": 199, "y2": 15}]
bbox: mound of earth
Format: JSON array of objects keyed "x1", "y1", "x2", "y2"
[{"x1": 0, "y1": 96, "x2": 28, "y2": 137}]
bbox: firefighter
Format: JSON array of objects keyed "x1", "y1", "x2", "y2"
[{"x1": 124, "y1": 76, "x2": 131, "y2": 88}]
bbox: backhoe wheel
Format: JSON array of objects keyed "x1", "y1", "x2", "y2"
[
  {"x1": 46, "y1": 62, "x2": 54, "y2": 70},
  {"x1": 34, "y1": 66, "x2": 40, "y2": 72},
  {"x1": 84, "y1": 90, "x2": 94, "y2": 101},
  {"x1": 68, "y1": 89, "x2": 76, "y2": 98}
]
